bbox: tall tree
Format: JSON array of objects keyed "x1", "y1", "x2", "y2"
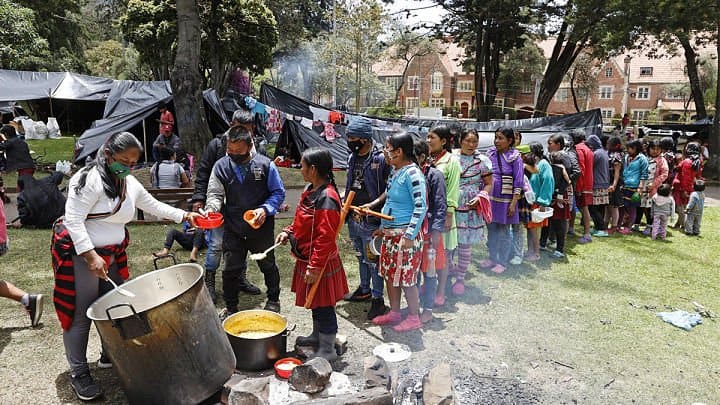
[
  {"x1": 385, "y1": 24, "x2": 439, "y2": 106},
  {"x1": 531, "y1": 0, "x2": 636, "y2": 117},
  {"x1": 435, "y1": 0, "x2": 537, "y2": 121},
  {"x1": 120, "y1": 0, "x2": 177, "y2": 80},
  {"x1": 567, "y1": 52, "x2": 597, "y2": 112},
  {"x1": 496, "y1": 40, "x2": 546, "y2": 106},
  {"x1": 201, "y1": 0, "x2": 277, "y2": 94},
  {"x1": 15, "y1": 0, "x2": 86, "y2": 70},
  {"x1": 0, "y1": 0, "x2": 49, "y2": 70},
  {"x1": 171, "y1": 0, "x2": 212, "y2": 157}
]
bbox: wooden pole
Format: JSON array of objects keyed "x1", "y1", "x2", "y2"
[{"x1": 304, "y1": 191, "x2": 355, "y2": 309}]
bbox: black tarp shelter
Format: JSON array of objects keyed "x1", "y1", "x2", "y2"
[
  {"x1": 262, "y1": 82, "x2": 603, "y2": 168},
  {"x1": 75, "y1": 82, "x2": 229, "y2": 162}
]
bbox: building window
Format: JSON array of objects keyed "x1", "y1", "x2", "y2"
[
  {"x1": 636, "y1": 87, "x2": 650, "y2": 100},
  {"x1": 429, "y1": 98, "x2": 445, "y2": 108},
  {"x1": 640, "y1": 67, "x2": 653, "y2": 76},
  {"x1": 601, "y1": 109, "x2": 614, "y2": 120},
  {"x1": 554, "y1": 88, "x2": 569, "y2": 102},
  {"x1": 384, "y1": 76, "x2": 402, "y2": 91},
  {"x1": 605, "y1": 67, "x2": 613, "y2": 78},
  {"x1": 431, "y1": 72, "x2": 443, "y2": 92},
  {"x1": 407, "y1": 76, "x2": 419, "y2": 90},
  {"x1": 599, "y1": 86, "x2": 613, "y2": 99},
  {"x1": 632, "y1": 110, "x2": 649, "y2": 122},
  {"x1": 494, "y1": 98, "x2": 504, "y2": 110},
  {"x1": 665, "y1": 90, "x2": 685, "y2": 100},
  {"x1": 406, "y1": 97, "x2": 419, "y2": 109},
  {"x1": 457, "y1": 80, "x2": 473, "y2": 92},
  {"x1": 521, "y1": 81, "x2": 534, "y2": 94},
  {"x1": 576, "y1": 89, "x2": 588, "y2": 99}
]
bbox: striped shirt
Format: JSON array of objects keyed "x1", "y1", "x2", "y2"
[{"x1": 381, "y1": 164, "x2": 428, "y2": 240}]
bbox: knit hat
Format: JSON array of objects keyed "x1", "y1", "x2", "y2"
[
  {"x1": 347, "y1": 117, "x2": 373, "y2": 139},
  {"x1": 515, "y1": 144, "x2": 531, "y2": 154}
]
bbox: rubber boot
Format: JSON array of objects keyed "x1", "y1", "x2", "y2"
[
  {"x1": 311, "y1": 333, "x2": 338, "y2": 362},
  {"x1": 295, "y1": 321, "x2": 320, "y2": 347},
  {"x1": 204, "y1": 271, "x2": 217, "y2": 304}
]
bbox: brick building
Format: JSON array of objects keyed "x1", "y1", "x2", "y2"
[{"x1": 374, "y1": 38, "x2": 717, "y2": 124}]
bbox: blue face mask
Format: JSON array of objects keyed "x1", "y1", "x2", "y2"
[{"x1": 109, "y1": 161, "x2": 131, "y2": 179}]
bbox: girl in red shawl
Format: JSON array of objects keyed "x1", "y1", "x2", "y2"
[{"x1": 276, "y1": 148, "x2": 348, "y2": 361}]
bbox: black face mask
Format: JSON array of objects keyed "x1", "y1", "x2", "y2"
[
  {"x1": 348, "y1": 140, "x2": 365, "y2": 153},
  {"x1": 229, "y1": 153, "x2": 250, "y2": 164}
]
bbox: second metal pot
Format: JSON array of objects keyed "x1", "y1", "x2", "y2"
[{"x1": 223, "y1": 309, "x2": 294, "y2": 371}]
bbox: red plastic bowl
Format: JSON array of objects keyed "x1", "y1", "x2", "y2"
[
  {"x1": 195, "y1": 212, "x2": 224, "y2": 229},
  {"x1": 274, "y1": 357, "x2": 302, "y2": 379}
]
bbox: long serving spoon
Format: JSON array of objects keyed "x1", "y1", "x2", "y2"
[
  {"x1": 106, "y1": 277, "x2": 136, "y2": 298},
  {"x1": 249, "y1": 242, "x2": 283, "y2": 261}
]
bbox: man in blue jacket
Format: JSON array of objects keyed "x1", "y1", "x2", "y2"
[
  {"x1": 344, "y1": 117, "x2": 391, "y2": 320},
  {"x1": 205, "y1": 128, "x2": 285, "y2": 313}
]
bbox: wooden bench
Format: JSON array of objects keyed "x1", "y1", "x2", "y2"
[{"x1": 135, "y1": 187, "x2": 195, "y2": 222}]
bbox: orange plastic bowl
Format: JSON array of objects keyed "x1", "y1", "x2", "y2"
[
  {"x1": 243, "y1": 210, "x2": 262, "y2": 229},
  {"x1": 274, "y1": 357, "x2": 302, "y2": 379},
  {"x1": 195, "y1": 212, "x2": 224, "y2": 229}
]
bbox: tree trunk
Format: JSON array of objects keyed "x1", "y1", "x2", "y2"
[
  {"x1": 570, "y1": 67, "x2": 581, "y2": 112},
  {"x1": 678, "y1": 33, "x2": 707, "y2": 119},
  {"x1": 710, "y1": 5, "x2": 720, "y2": 179},
  {"x1": 533, "y1": 20, "x2": 585, "y2": 117},
  {"x1": 476, "y1": 27, "x2": 490, "y2": 121},
  {"x1": 171, "y1": 0, "x2": 213, "y2": 158}
]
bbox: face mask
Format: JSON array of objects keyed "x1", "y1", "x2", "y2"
[
  {"x1": 229, "y1": 153, "x2": 250, "y2": 164},
  {"x1": 348, "y1": 140, "x2": 365, "y2": 153},
  {"x1": 109, "y1": 161, "x2": 131, "y2": 179}
]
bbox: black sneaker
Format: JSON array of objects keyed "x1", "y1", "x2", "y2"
[
  {"x1": 97, "y1": 352, "x2": 112, "y2": 369},
  {"x1": 367, "y1": 297, "x2": 387, "y2": 320},
  {"x1": 239, "y1": 283, "x2": 262, "y2": 295},
  {"x1": 26, "y1": 294, "x2": 43, "y2": 327},
  {"x1": 264, "y1": 300, "x2": 281, "y2": 313},
  {"x1": 345, "y1": 286, "x2": 371, "y2": 302},
  {"x1": 71, "y1": 373, "x2": 102, "y2": 401}
]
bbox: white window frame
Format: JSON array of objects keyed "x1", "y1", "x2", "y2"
[
  {"x1": 554, "y1": 88, "x2": 569, "y2": 102},
  {"x1": 457, "y1": 80, "x2": 473, "y2": 92},
  {"x1": 636, "y1": 86, "x2": 650, "y2": 100},
  {"x1": 640, "y1": 67, "x2": 653, "y2": 77},
  {"x1": 407, "y1": 76, "x2": 419, "y2": 90},
  {"x1": 605, "y1": 67, "x2": 613, "y2": 78},
  {"x1": 632, "y1": 109, "x2": 650, "y2": 123},
  {"x1": 521, "y1": 81, "x2": 534, "y2": 94},
  {"x1": 429, "y1": 98, "x2": 445, "y2": 108},
  {"x1": 385, "y1": 76, "x2": 402, "y2": 91},
  {"x1": 599, "y1": 86, "x2": 613, "y2": 99},
  {"x1": 600, "y1": 109, "x2": 614, "y2": 119},
  {"x1": 431, "y1": 72, "x2": 443, "y2": 92},
  {"x1": 406, "y1": 97, "x2": 419, "y2": 110},
  {"x1": 494, "y1": 98, "x2": 505, "y2": 109}
]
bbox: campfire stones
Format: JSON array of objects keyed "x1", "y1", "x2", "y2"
[
  {"x1": 289, "y1": 357, "x2": 333, "y2": 394},
  {"x1": 288, "y1": 387, "x2": 392, "y2": 405},
  {"x1": 423, "y1": 364, "x2": 455, "y2": 405},
  {"x1": 364, "y1": 356, "x2": 391, "y2": 390},
  {"x1": 226, "y1": 376, "x2": 272, "y2": 405}
]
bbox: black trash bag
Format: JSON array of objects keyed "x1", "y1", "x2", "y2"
[{"x1": 16, "y1": 171, "x2": 66, "y2": 228}]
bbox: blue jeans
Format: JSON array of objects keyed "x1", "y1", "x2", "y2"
[
  {"x1": 487, "y1": 222, "x2": 512, "y2": 267},
  {"x1": 347, "y1": 219, "x2": 384, "y2": 298},
  {"x1": 204, "y1": 225, "x2": 224, "y2": 274}
]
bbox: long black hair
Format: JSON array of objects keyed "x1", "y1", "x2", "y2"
[
  {"x1": 301, "y1": 147, "x2": 339, "y2": 195},
  {"x1": 74, "y1": 132, "x2": 143, "y2": 199},
  {"x1": 387, "y1": 132, "x2": 417, "y2": 164},
  {"x1": 429, "y1": 125, "x2": 454, "y2": 152},
  {"x1": 495, "y1": 126, "x2": 516, "y2": 147},
  {"x1": 528, "y1": 141, "x2": 545, "y2": 160}
]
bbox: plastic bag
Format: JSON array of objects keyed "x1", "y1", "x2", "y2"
[
  {"x1": 21, "y1": 119, "x2": 36, "y2": 139},
  {"x1": 47, "y1": 117, "x2": 61, "y2": 139},
  {"x1": 55, "y1": 160, "x2": 72, "y2": 175},
  {"x1": 33, "y1": 121, "x2": 49, "y2": 140}
]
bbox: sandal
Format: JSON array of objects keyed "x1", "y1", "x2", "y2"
[
  {"x1": 152, "y1": 252, "x2": 171, "y2": 258},
  {"x1": 525, "y1": 254, "x2": 540, "y2": 262},
  {"x1": 490, "y1": 264, "x2": 506, "y2": 274},
  {"x1": 188, "y1": 258, "x2": 197, "y2": 263},
  {"x1": 478, "y1": 259, "x2": 495, "y2": 269},
  {"x1": 393, "y1": 315, "x2": 422, "y2": 332}
]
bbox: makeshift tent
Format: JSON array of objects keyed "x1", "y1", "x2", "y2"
[
  {"x1": 0, "y1": 69, "x2": 113, "y2": 133},
  {"x1": 75, "y1": 82, "x2": 229, "y2": 162},
  {"x1": 643, "y1": 119, "x2": 712, "y2": 141},
  {"x1": 262, "y1": 81, "x2": 603, "y2": 168},
  {"x1": 0, "y1": 102, "x2": 27, "y2": 123}
]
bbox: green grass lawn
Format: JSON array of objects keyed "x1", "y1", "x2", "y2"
[
  {"x1": 1, "y1": 209, "x2": 718, "y2": 402},
  {"x1": 2, "y1": 136, "x2": 76, "y2": 188}
]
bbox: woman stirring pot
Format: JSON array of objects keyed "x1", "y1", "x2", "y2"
[{"x1": 53, "y1": 132, "x2": 199, "y2": 401}]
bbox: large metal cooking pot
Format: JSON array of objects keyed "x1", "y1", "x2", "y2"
[
  {"x1": 223, "y1": 309, "x2": 294, "y2": 371},
  {"x1": 87, "y1": 264, "x2": 235, "y2": 405}
]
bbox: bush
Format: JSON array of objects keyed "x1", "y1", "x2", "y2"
[{"x1": 366, "y1": 105, "x2": 402, "y2": 118}]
